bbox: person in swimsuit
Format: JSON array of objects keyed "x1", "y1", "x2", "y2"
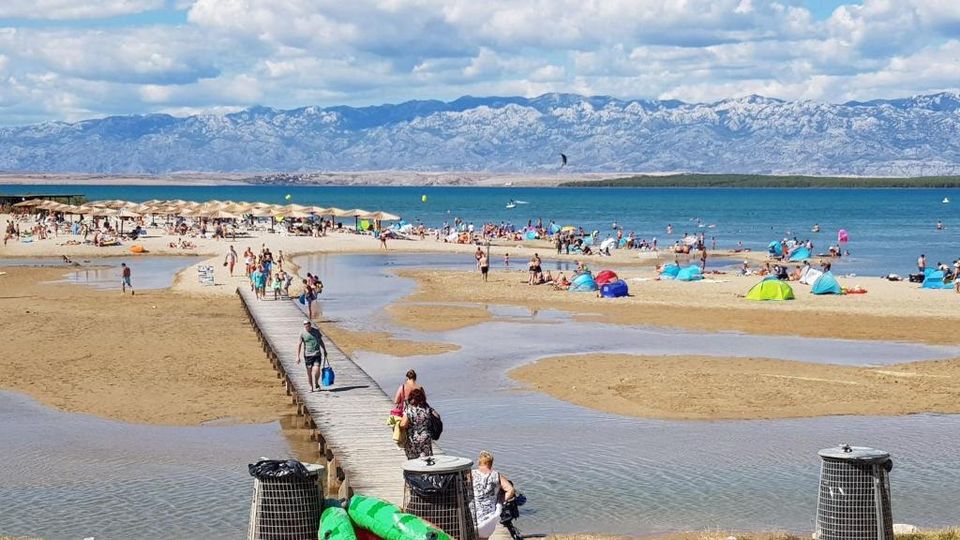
[
  {"x1": 120, "y1": 263, "x2": 134, "y2": 295},
  {"x1": 479, "y1": 252, "x2": 490, "y2": 282}
]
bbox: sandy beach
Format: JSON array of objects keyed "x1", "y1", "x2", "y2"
[
  {"x1": 389, "y1": 268, "x2": 960, "y2": 345},
  {"x1": 0, "y1": 266, "x2": 291, "y2": 425},
  {"x1": 509, "y1": 354, "x2": 960, "y2": 420}
]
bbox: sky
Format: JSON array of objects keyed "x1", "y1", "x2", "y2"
[{"x1": 0, "y1": 0, "x2": 959, "y2": 125}]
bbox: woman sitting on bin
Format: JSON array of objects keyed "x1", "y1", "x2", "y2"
[{"x1": 472, "y1": 450, "x2": 515, "y2": 539}]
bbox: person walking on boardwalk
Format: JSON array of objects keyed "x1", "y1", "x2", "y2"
[
  {"x1": 297, "y1": 320, "x2": 328, "y2": 392},
  {"x1": 121, "y1": 263, "x2": 134, "y2": 295},
  {"x1": 393, "y1": 369, "x2": 424, "y2": 412},
  {"x1": 399, "y1": 388, "x2": 434, "y2": 459}
]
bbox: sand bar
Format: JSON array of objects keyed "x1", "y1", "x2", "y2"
[{"x1": 509, "y1": 354, "x2": 960, "y2": 420}]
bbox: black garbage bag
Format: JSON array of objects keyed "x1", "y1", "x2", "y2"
[
  {"x1": 403, "y1": 471, "x2": 454, "y2": 496},
  {"x1": 248, "y1": 459, "x2": 311, "y2": 481}
]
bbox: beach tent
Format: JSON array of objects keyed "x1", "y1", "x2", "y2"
[
  {"x1": 811, "y1": 272, "x2": 842, "y2": 295},
  {"x1": 799, "y1": 267, "x2": 823, "y2": 285},
  {"x1": 746, "y1": 279, "x2": 795, "y2": 301},
  {"x1": 788, "y1": 246, "x2": 812, "y2": 262},
  {"x1": 599, "y1": 237, "x2": 616, "y2": 252},
  {"x1": 660, "y1": 264, "x2": 681, "y2": 279},
  {"x1": 600, "y1": 279, "x2": 629, "y2": 298},
  {"x1": 595, "y1": 270, "x2": 619, "y2": 286},
  {"x1": 549, "y1": 223, "x2": 561, "y2": 234},
  {"x1": 676, "y1": 265, "x2": 704, "y2": 281},
  {"x1": 524, "y1": 230, "x2": 538, "y2": 240},
  {"x1": 768, "y1": 241, "x2": 783, "y2": 257},
  {"x1": 921, "y1": 270, "x2": 952, "y2": 289},
  {"x1": 569, "y1": 272, "x2": 598, "y2": 292}
]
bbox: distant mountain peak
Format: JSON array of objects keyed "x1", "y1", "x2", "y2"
[{"x1": 2, "y1": 92, "x2": 960, "y2": 176}]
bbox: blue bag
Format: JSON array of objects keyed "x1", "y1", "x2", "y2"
[{"x1": 321, "y1": 365, "x2": 335, "y2": 387}]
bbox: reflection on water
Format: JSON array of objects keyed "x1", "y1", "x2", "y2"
[
  {"x1": 56, "y1": 256, "x2": 199, "y2": 290},
  {"x1": 0, "y1": 391, "x2": 307, "y2": 540},
  {"x1": 297, "y1": 252, "x2": 960, "y2": 535},
  {"x1": 0, "y1": 256, "x2": 199, "y2": 291}
]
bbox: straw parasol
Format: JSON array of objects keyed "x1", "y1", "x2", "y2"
[
  {"x1": 204, "y1": 209, "x2": 241, "y2": 220},
  {"x1": 12, "y1": 198, "x2": 46, "y2": 208},
  {"x1": 367, "y1": 211, "x2": 401, "y2": 221},
  {"x1": 248, "y1": 205, "x2": 278, "y2": 217},
  {"x1": 87, "y1": 199, "x2": 134, "y2": 209}
]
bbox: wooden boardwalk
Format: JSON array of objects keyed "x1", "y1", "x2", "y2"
[
  {"x1": 238, "y1": 287, "x2": 510, "y2": 540},
  {"x1": 237, "y1": 287, "x2": 408, "y2": 504}
]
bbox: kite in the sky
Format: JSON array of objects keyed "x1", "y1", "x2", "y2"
[{"x1": 559, "y1": 153, "x2": 568, "y2": 168}]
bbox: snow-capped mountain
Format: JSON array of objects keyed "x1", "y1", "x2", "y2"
[{"x1": 2, "y1": 92, "x2": 960, "y2": 175}]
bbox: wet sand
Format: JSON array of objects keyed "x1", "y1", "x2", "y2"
[
  {"x1": 510, "y1": 354, "x2": 960, "y2": 420},
  {"x1": 319, "y1": 325, "x2": 459, "y2": 357},
  {"x1": 387, "y1": 303, "x2": 494, "y2": 332},
  {"x1": 0, "y1": 266, "x2": 291, "y2": 425},
  {"x1": 391, "y1": 269, "x2": 960, "y2": 345}
]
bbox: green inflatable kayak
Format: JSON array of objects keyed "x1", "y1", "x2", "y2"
[
  {"x1": 319, "y1": 507, "x2": 357, "y2": 540},
  {"x1": 347, "y1": 495, "x2": 451, "y2": 540}
]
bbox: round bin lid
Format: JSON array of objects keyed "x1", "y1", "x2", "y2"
[
  {"x1": 403, "y1": 455, "x2": 473, "y2": 473},
  {"x1": 818, "y1": 445, "x2": 890, "y2": 462}
]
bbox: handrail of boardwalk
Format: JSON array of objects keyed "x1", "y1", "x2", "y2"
[{"x1": 237, "y1": 286, "x2": 408, "y2": 504}]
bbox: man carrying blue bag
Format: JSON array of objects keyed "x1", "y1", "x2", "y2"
[{"x1": 296, "y1": 319, "x2": 330, "y2": 392}]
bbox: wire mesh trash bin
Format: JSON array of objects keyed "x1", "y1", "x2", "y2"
[
  {"x1": 816, "y1": 445, "x2": 894, "y2": 540},
  {"x1": 403, "y1": 456, "x2": 478, "y2": 540},
  {"x1": 247, "y1": 459, "x2": 325, "y2": 540}
]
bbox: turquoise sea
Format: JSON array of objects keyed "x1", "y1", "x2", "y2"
[{"x1": 6, "y1": 184, "x2": 959, "y2": 275}]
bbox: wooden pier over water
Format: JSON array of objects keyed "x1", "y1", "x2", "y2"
[
  {"x1": 237, "y1": 286, "x2": 408, "y2": 504},
  {"x1": 238, "y1": 287, "x2": 510, "y2": 540}
]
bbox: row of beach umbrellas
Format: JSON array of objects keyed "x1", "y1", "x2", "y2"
[{"x1": 12, "y1": 198, "x2": 401, "y2": 222}]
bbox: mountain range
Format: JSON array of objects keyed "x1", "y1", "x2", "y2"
[{"x1": 2, "y1": 92, "x2": 960, "y2": 176}]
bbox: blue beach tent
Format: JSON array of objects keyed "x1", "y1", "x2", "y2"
[
  {"x1": 921, "y1": 270, "x2": 952, "y2": 289},
  {"x1": 569, "y1": 272, "x2": 599, "y2": 292},
  {"x1": 811, "y1": 272, "x2": 842, "y2": 295},
  {"x1": 600, "y1": 279, "x2": 629, "y2": 298},
  {"x1": 788, "y1": 246, "x2": 812, "y2": 262},
  {"x1": 768, "y1": 241, "x2": 783, "y2": 257},
  {"x1": 660, "y1": 264, "x2": 681, "y2": 279},
  {"x1": 676, "y1": 265, "x2": 703, "y2": 281}
]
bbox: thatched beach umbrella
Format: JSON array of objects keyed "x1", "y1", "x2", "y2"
[{"x1": 12, "y1": 198, "x2": 46, "y2": 208}]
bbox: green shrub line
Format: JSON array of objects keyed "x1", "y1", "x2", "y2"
[{"x1": 559, "y1": 174, "x2": 960, "y2": 188}]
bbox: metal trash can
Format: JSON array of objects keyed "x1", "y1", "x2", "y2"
[
  {"x1": 247, "y1": 459, "x2": 325, "y2": 540},
  {"x1": 816, "y1": 444, "x2": 894, "y2": 540},
  {"x1": 403, "y1": 456, "x2": 478, "y2": 540}
]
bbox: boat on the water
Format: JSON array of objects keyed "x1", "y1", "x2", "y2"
[{"x1": 943, "y1": 197, "x2": 950, "y2": 204}]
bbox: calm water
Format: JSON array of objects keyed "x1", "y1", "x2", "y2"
[
  {"x1": 0, "y1": 392, "x2": 306, "y2": 540},
  {"x1": 298, "y1": 253, "x2": 960, "y2": 535},
  {"x1": 5, "y1": 184, "x2": 960, "y2": 275}
]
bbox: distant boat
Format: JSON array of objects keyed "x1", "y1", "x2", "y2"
[
  {"x1": 943, "y1": 197, "x2": 950, "y2": 204},
  {"x1": 506, "y1": 203, "x2": 517, "y2": 209},
  {"x1": 514, "y1": 200, "x2": 529, "y2": 204},
  {"x1": 504, "y1": 182, "x2": 513, "y2": 186}
]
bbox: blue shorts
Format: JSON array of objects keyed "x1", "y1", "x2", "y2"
[{"x1": 122, "y1": 276, "x2": 132, "y2": 287}]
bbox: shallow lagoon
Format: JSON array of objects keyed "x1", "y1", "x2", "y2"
[{"x1": 299, "y1": 252, "x2": 960, "y2": 535}]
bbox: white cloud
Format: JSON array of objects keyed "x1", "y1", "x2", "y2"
[
  {"x1": 0, "y1": 0, "x2": 164, "y2": 19},
  {"x1": 0, "y1": 0, "x2": 959, "y2": 125}
]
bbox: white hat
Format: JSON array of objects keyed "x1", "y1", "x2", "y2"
[{"x1": 302, "y1": 319, "x2": 311, "y2": 325}]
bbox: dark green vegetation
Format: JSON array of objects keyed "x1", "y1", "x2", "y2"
[{"x1": 560, "y1": 174, "x2": 960, "y2": 188}]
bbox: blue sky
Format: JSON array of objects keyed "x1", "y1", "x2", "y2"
[{"x1": 0, "y1": 0, "x2": 956, "y2": 124}]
